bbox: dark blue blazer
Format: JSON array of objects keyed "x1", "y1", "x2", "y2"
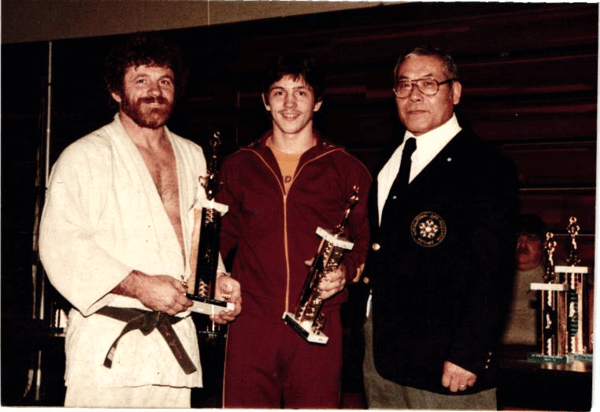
[{"x1": 368, "y1": 128, "x2": 518, "y2": 394}]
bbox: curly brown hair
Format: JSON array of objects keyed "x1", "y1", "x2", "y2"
[{"x1": 104, "y1": 32, "x2": 188, "y2": 101}]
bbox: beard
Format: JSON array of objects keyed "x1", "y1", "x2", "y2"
[{"x1": 121, "y1": 95, "x2": 174, "y2": 129}]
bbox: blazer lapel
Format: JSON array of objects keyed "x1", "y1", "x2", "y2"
[{"x1": 369, "y1": 140, "x2": 403, "y2": 237}]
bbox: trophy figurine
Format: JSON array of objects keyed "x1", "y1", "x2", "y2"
[
  {"x1": 186, "y1": 132, "x2": 234, "y2": 318},
  {"x1": 283, "y1": 187, "x2": 360, "y2": 344}
]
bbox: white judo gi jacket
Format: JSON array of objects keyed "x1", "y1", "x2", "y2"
[{"x1": 39, "y1": 114, "x2": 205, "y2": 388}]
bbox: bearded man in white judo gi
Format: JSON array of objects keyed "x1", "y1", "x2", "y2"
[{"x1": 39, "y1": 33, "x2": 241, "y2": 408}]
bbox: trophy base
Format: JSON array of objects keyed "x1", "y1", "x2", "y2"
[
  {"x1": 568, "y1": 353, "x2": 593, "y2": 362},
  {"x1": 282, "y1": 312, "x2": 328, "y2": 345},
  {"x1": 187, "y1": 293, "x2": 234, "y2": 316},
  {"x1": 527, "y1": 353, "x2": 568, "y2": 363}
]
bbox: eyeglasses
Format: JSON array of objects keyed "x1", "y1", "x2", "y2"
[{"x1": 393, "y1": 77, "x2": 456, "y2": 98}]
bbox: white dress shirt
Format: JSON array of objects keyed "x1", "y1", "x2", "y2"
[{"x1": 377, "y1": 114, "x2": 462, "y2": 225}]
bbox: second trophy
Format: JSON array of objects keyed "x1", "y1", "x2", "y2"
[
  {"x1": 187, "y1": 132, "x2": 234, "y2": 320},
  {"x1": 283, "y1": 187, "x2": 360, "y2": 344}
]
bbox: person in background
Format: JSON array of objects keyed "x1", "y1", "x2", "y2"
[
  {"x1": 363, "y1": 45, "x2": 518, "y2": 410},
  {"x1": 217, "y1": 52, "x2": 371, "y2": 408},
  {"x1": 39, "y1": 33, "x2": 241, "y2": 408},
  {"x1": 502, "y1": 214, "x2": 548, "y2": 346}
]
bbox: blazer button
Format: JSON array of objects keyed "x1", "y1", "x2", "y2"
[{"x1": 372, "y1": 243, "x2": 381, "y2": 251}]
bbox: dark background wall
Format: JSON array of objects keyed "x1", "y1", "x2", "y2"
[{"x1": 1, "y1": 1, "x2": 597, "y2": 407}]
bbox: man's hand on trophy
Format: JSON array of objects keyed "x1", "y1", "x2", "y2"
[
  {"x1": 210, "y1": 273, "x2": 242, "y2": 324},
  {"x1": 113, "y1": 270, "x2": 193, "y2": 315},
  {"x1": 319, "y1": 265, "x2": 347, "y2": 300},
  {"x1": 318, "y1": 266, "x2": 347, "y2": 300},
  {"x1": 303, "y1": 258, "x2": 347, "y2": 300}
]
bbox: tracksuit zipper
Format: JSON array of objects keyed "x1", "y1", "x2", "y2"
[{"x1": 245, "y1": 147, "x2": 342, "y2": 314}]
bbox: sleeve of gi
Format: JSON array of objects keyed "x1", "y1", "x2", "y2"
[{"x1": 39, "y1": 142, "x2": 133, "y2": 316}]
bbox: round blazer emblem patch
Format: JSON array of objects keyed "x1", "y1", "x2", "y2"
[{"x1": 411, "y1": 212, "x2": 447, "y2": 247}]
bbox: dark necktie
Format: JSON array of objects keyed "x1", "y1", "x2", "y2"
[
  {"x1": 379, "y1": 137, "x2": 417, "y2": 225},
  {"x1": 392, "y1": 137, "x2": 417, "y2": 193}
]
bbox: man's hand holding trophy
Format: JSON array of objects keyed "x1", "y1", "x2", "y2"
[{"x1": 186, "y1": 132, "x2": 240, "y2": 322}]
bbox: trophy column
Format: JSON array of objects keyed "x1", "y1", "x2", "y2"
[
  {"x1": 555, "y1": 217, "x2": 592, "y2": 361},
  {"x1": 186, "y1": 133, "x2": 233, "y2": 317},
  {"x1": 528, "y1": 217, "x2": 592, "y2": 364},
  {"x1": 283, "y1": 187, "x2": 359, "y2": 345},
  {"x1": 530, "y1": 233, "x2": 567, "y2": 361},
  {"x1": 187, "y1": 132, "x2": 231, "y2": 408}
]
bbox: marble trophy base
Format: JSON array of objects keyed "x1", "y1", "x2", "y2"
[
  {"x1": 282, "y1": 312, "x2": 328, "y2": 345},
  {"x1": 527, "y1": 353, "x2": 593, "y2": 363},
  {"x1": 568, "y1": 353, "x2": 593, "y2": 362},
  {"x1": 527, "y1": 353, "x2": 568, "y2": 363},
  {"x1": 187, "y1": 293, "x2": 234, "y2": 316}
]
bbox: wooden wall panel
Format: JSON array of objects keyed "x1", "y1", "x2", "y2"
[
  {"x1": 519, "y1": 191, "x2": 596, "y2": 231},
  {"x1": 463, "y1": 106, "x2": 597, "y2": 143},
  {"x1": 504, "y1": 142, "x2": 596, "y2": 187}
]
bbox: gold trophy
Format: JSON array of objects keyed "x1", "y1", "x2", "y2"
[
  {"x1": 529, "y1": 217, "x2": 593, "y2": 363},
  {"x1": 187, "y1": 132, "x2": 234, "y2": 317},
  {"x1": 282, "y1": 187, "x2": 360, "y2": 344},
  {"x1": 555, "y1": 216, "x2": 591, "y2": 359},
  {"x1": 530, "y1": 232, "x2": 568, "y2": 361}
]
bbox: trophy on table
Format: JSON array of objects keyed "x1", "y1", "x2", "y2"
[
  {"x1": 186, "y1": 132, "x2": 234, "y2": 322},
  {"x1": 555, "y1": 217, "x2": 591, "y2": 360},
  {"x1": 282, "y1": 186, "x2": 360, "y2": 345},
  {"x1": 529, "y1": 216, "x2": 592, "y2": 363},
  {"x1": 529, "y1": 232, "x2": 568, "y2": 361}
]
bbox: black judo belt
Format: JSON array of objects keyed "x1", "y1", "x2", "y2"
[{"x1": 96, "y1": 306, "x2": 197, "y2": 375}]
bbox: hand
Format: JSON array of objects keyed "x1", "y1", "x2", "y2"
[
  {"x1": 352, "y1": 263, "x2": 365, "y2": 283},
  {"x1": 304, "y1": 259, "x2": 347, "y2": 300},
  {"x1": 114, "y1": 270, "x2": 192, "y2": 316},
  {"x1": 441, "y1": 360, "x2": 477, "y2": 392},
  {"x1": 210, "y1": 273, "x2": 242, "y2": 324}
]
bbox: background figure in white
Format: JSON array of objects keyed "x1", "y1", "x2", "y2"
[{"x1": 502, "y1": 214, "x2": 547, "y2": 346}]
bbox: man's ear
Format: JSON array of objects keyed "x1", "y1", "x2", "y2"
[
  {"x1": 451, "y1": 81, "x2": 462, "y2": 106},
  {"x1": 262, "y1": 93, "x2": 271, "y2": 111},
  {"x1": 111, "y1": 91, "x2": 122, "y2": 104},
  {"x1": 313, "y1": 99, "x2": 323, "y2": 112}
]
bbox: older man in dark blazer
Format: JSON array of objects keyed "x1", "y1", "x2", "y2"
[{"x1": 363, "y1": 46, "x2": 518, "y2": 409}]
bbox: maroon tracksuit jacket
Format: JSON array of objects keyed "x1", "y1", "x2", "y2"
[{"x1": 217, "y1": 131, "x2": 371, "y2": 408}]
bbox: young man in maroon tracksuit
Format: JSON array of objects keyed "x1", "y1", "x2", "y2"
[{"x1": 217, "y1": 53, "x2": 371, "y2": 408}]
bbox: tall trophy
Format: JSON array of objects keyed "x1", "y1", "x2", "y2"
[
  {"x1": 282, "y1": 187, "x2": 360, "y2": 344},
  {"x1": 555, "y1": 217, "x2": 591, "y2": 360},
  {"x1": 530, "y1": 232, "x2": 568, "y2": 361},
  {"x1": 529, "y1": 216, "x2": 592, "y2": 363},
  {"x1": 187, "y1": 132, "x2": 234, "y2": 320}
]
